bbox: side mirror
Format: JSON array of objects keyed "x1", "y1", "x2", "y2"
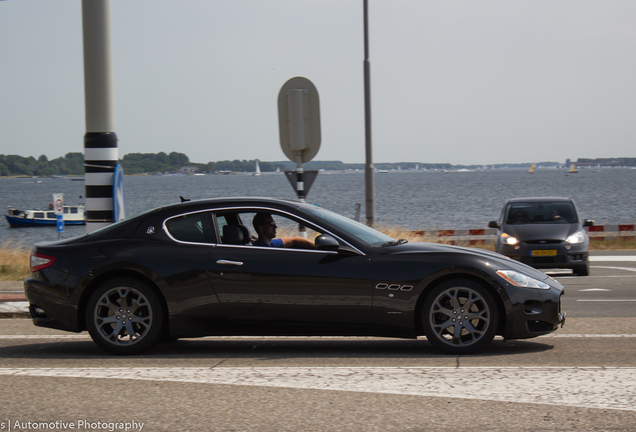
[
  {"x1": 583, "y1": 219, "x2": 594, "y2": 227},
  {"x1": 488, "y1": 221, "x2": 499, "y2": 229},
  {"x1": 315, "y1": 234, "x2": 339, "y2": 251}
]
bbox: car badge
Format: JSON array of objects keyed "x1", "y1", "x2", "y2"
[{"x1": 146, "y1": 226, "x2": 155, "y2": 235}]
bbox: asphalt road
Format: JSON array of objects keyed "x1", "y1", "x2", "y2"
[{"x1": 1, "y1": 252, "x2": 635, "y2": 431}]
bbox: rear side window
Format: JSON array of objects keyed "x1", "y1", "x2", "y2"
[{"x1": 165, "y1": 212, "x2": 210, "y2": 243}]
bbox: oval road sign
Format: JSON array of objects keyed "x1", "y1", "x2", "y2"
[{"x1": 278, "y1": 77, "x2": 321, "y2": 164}]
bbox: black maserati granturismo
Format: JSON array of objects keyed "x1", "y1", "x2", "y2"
[{"x1": 25, "y1": 197, "x2": 565, "y2": 355}]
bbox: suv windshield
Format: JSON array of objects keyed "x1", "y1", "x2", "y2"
[{"x1": 505, "y1": 202, "x2": 578, "y2": 225}]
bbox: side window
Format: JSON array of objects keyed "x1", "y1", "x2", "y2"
[
  {"x1": 269, "y1": 213, "x2": 322, "y2": 241},
  {"x1": 165, "y1": 213, "x2": 209, "y2": 243},
  {"x1": 222, "y1": 210, "x2": 322, "y2": 248},
  {"x1": 216, "y1": 212, "x2": 253, "y2": 246}
]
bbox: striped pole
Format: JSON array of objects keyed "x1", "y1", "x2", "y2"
[{"x1": 82, "y1": 0, "x2": 117, "y2": 233}]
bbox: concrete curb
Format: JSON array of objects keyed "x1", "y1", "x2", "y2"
[{"x1": 0, "y1": 281, "x2": 28, "y2": 318}]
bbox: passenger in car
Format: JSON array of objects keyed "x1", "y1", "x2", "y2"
[
  {"x1": 252, "y1": 212, "x2": 315, "y2": 249},
  {"x1": 549, "y1": 209, "x2": 565, "y2": 222}
]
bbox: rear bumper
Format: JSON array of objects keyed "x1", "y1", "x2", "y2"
[{"x1": 24, "y1": 277, "x2": 80, "y2": 332}]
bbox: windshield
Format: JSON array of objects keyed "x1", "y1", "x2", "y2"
[
  {"x1": 306, "y1": 206, "x2": 394, "y2": 245},
  {"x1": 505, "y1": 202, "x2": 578, "y2": 225}
]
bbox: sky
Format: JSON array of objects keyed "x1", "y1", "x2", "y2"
[{"x1": 1, "y1": 0, "x2": 635, "y2": 166}]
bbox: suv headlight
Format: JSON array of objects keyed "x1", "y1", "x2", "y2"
[
  {"x1": 501, "y1": 233, "x2": 518, "y2": 245},
  {"x1": 566, "y1": 230, "x2": 585, "y2": 244},
  {"x1": 496, "y1": 270, "x2": 550, "y2": 289}
]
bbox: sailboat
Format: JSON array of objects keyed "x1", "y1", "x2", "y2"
[
  {"x1": 528, "y1": 163, "x2": 534, "y2": 173},
  {"x1": 569, "y1": 163, "x2": 579, "y2": 174},
  {"x1": 253, "y1": 160, "x2": 261, "y2": 176}
]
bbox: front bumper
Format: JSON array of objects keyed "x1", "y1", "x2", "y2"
[
  {"x1": 500, "y1": 242, "x2": 588, "y2": 270},
  {"x1": 503, "y1": 284, "x2": 565, "y2": 340}
]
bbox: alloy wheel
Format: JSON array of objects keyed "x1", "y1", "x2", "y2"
[
  {"x1": 424, "y1": 280, "x2": 498, "y2": 354},
  {"x1": 92, "y1": 286, "x2": 154, "y2": 347}
]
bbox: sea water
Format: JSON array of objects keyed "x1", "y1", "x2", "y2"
[{"x1": 1, "y1": 168, "x2": 635, "y2": 246}]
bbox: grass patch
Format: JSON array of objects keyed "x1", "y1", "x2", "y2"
[
  {"x1": 0, "y1": 240, "x2": 31, "y2": 281},
  {"x1": 589, "y1": 237, "x2": 636, "y2": 250}
]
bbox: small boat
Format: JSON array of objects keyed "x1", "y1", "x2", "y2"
[
  {"x1": 5, "y1": 205, "x2": 86, "y2": 227},
  {"x1": 528, "y1": 163, "x2": 535, "y2": 173},
  {"x1": 253, "y1": 160, "x2": 261, "y2": 176},
  {"x1": 568, "y1": 163, "x2": 579, "y2": 174}
]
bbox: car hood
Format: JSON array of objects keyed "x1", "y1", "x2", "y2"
[
  {"x1": 504, "y1": 223, "x2": 579, "y2": 241},
  {"x1": 384, "y1": 241, "x2": 552, "y2": 282}
]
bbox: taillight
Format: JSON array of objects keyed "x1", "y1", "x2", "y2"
[{"x1": 30, "y1": 252, "x2": 57, "y2": 272}]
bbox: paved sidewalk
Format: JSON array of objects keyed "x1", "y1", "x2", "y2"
[{"x1": 0, "y1": 281, "x2": 28, "y2": 318}]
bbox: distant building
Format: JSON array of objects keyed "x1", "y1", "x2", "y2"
[{"x1": 180, "y1": 166, "x2": 200, "y2": 174}]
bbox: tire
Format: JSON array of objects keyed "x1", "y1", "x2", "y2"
[
  {"x1": 422, "y1": 279, "x2": 499, "y2": 355},
  {"x1": 85, "y1": 277, "x2": 164, "y2": 355},
  {"x1": 573, "y1": 264, "x2": 589, "y2": 276}
]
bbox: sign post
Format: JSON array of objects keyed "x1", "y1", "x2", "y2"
[
  {"x1": 278, "y1": 76, "x2": 321, "y2": 236},
  {"x1": 53, "y1": 193, "x2": 64, "y2": 239}
]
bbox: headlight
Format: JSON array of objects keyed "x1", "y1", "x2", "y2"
[
  {"x1": 566, "y1": 230, "x2": 585, "y2": 244},
  {"x1": 496, "y1": 270, "x2": 551, "y2": 289},
  {"x1": 501, "y1": 233, "x2": 518, "y2": 245}
]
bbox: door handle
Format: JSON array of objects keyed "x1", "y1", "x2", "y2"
[{"x1": 216, "y1": 260, "x2": 244, "y2": 266}]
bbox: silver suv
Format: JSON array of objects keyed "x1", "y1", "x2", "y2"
[{"x1": 488, "y1": 197, "x2": 594, "y2": 276}]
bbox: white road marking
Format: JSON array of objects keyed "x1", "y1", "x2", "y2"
[
  {"x1": 1, "y1": 334, "x2": 636, "y2": 340},
  {"x1": 592, "y1": 266, "x2": 636, "y2": 273},
  {"x1": 0, "y1": 366, "x2": 634, "y2": 412},
  {"x1": 577, "y1": 299, "x2": 636, "y2": 302},
  {"x1": 579, "y1": 288, "x2": 611, "y2": 291},
  {"x1": 590, "y1": 256, "x2": 636, "y2": 262}
]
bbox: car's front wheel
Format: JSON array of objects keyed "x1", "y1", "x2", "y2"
[
  {"x1": 573, "y1": 263, "x2": 589, "y2": 276},
  {"x1": 86, "y1": 277, "x2": 164, "y2": 355},
  {"x1": 422, "y1": 279, "x2": 499, "y2": 355}
]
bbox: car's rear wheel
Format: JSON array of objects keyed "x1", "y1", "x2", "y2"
[
  {"x1": 422, "y1": 279, "x2": 499, "y2": 355},
  {"x1": 86, "y1": 278, "x2": 164, "y2": 355}
]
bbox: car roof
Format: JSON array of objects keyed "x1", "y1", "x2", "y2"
[
  {"x1": 153, "y1": 197, "x2": 322, "y2": 217},
  {"x1": 505, "y1": 197, "x2": 573, "y2": 204}
]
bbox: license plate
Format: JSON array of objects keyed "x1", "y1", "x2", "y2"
[{"x1": 532, "y1": 250, "x2": 557, "y2": 256}]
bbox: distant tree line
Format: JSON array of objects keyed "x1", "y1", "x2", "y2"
[
  {"x1": 0, "y1": 152, "x2": 288, "y2": 176},
  {"x1": 576, "y1": 157, "x2": 636, "y2": 167},
  {"x1": 1, "y1": 152, "x2": 634, "y2": 177},
  {"x1": 122, "y1": 152, "x2": 192, "y2": 174},
  {"x1": 213, "y1": 160, "x2": 285, "y2": 173},
  {"x1": 0, "y1": 153, "x2": 84, "y2": 177}
]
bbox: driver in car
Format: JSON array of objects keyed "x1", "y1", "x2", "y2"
[{"x1": 252, "y1": 212, "x2": 315, "y2": 249}]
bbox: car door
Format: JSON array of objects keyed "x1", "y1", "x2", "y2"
[{"x1": 205, "y1": 210, "x2": 374, "y2": 326}]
